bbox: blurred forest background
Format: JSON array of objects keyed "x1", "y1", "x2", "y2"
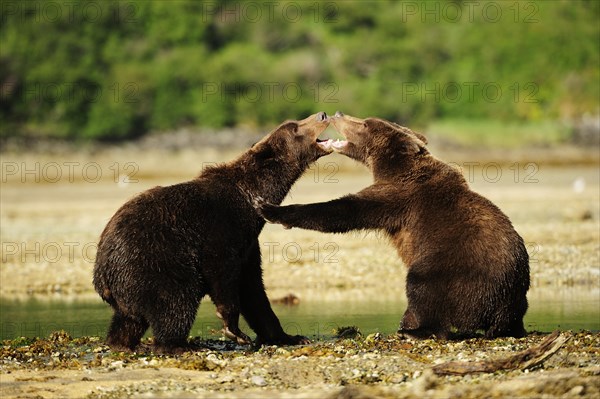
[{"x1": 1, "y1": 0, "x2": 598, "y2": 144}]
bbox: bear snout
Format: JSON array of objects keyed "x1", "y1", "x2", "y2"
[{"x1": 316, "y1": 111, "x2": 328, "y2": 122}]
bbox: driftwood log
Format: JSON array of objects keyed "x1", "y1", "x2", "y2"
[{"x1": 432, "y1": 330, "x2": 570, "y2": 376}]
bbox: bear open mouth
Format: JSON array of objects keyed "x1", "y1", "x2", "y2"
[
  {"x1": 316, "y1": 138, "x2": 347, "y2": 151},
  {"x1": 331, "y1": 139, "x2": 348, "y2": 150},
  {"x1": 316, "y1": 138, "x2": 332, "y2": 150}
]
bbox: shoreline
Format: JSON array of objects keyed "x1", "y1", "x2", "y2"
[{"x1": 1, "y1": 331, "x2": 598, "y2": 398}]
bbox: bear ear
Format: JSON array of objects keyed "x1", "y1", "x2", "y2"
[
  {"x1": 253, "y1": 143, "x2": 277, "y2": 163},
  {"x1": 401, "y1": 141, "x2": 422, "y2": 155},
  {"x1": 393, "y1": 134, "x2": 425, "y2": 155},
  {"x1": 414, "y1": 132, "x2": 428, "y2": 145},
  {"x1": 285, "y1": 122, "x2": 299, "y2": 136}
]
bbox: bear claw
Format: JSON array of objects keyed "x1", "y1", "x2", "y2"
[{"x1": 221, "y1": 327, "x2": 252, "y2": 345}]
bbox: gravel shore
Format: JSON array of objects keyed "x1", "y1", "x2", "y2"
[{"x1": 1, "y1": 331, "x2": 599, "y2": 398}]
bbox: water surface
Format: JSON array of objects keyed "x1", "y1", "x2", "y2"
[{"x1": 1, "y1": 288, "x2": 598, "y2": 341}]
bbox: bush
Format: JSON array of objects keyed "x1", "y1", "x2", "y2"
[{"x1": 0, "y1": 0, "x2": 597, "y2": 141}]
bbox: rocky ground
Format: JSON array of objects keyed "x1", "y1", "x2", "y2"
[{"x1": 1, "y1": 330, "x2": 598, "y2": 398}]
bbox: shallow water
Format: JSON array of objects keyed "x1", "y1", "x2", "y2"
[{"x1": 1, "y1": 288, "x2": 598, "y2": 341}]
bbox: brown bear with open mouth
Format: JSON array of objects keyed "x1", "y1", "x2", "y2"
[
  {"x1": 93, "y1": 112, "x2": 332, "y2": 353},
  {"x1": 260, "y1": 112, "x2": 530, "y2": 339}
]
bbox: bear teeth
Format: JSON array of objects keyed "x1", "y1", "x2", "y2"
[
  {"x1": 331, "y1": 139, "x2": 348, "y2": 149},
  {"x1": 317, "y1": 139, "x2": 333, "y2": 150}
]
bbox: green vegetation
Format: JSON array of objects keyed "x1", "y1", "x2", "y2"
[{"x1": 1, "y1": 0, "x2": 598, "y2": 141}]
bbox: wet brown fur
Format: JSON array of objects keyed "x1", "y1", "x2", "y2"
[
  {"x1": 260, "y1": 114, "x2": 530, "y2": 339},
  {"x1": 93, "y1": 114, "x2": 330, "y2": 352}
]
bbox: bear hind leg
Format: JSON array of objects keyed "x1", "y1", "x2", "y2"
[
  {"x1": 149, "y1": 314, "x2": 196, "y2": 354},
  {"x1": 486, "y1": 319, "x2": 527, "y2": 339},
  {"x1": 485, "y1": 298, "x2": 528, "y2": 338},
  {"x1": 399, "y1": 307, "x2": 419, "y2": 330},
  {"x1": 146, "y1": 294, "x2": 201, "y2": 354},
  {"x1": 106, "y1": 310, "x2": 149, "y2": 351},
  {"x1": 398, "y1": 327, "x2": 450, "y2": 340},
  {"x1": 398, "y1": 308, "x2": 450, "y2": 340},
  {"x1": 399, "y1": 271, "x2": 451, "y2": 340}
]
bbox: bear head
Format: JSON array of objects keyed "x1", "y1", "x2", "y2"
[
  {"x1": 250, "y1": 112, "x2": 333, "y2": 167},
  {"x1": 329, "y1": 111, "x2": 429, "y2": 177}
]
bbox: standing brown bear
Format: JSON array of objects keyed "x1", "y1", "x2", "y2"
[
  {"x1": 260, "y1": 112, "x2": 530, "y2": 339},
  {"x1": 93, "y1": 112, "x2": 332, "y2": 353}
]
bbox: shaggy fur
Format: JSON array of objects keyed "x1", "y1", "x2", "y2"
[
  {"x1": 94, "y1": 113, "x2": 331, "y2": 352},
  {"x1": 260, "y1": 113, "x2": 530, "y2": 339}
]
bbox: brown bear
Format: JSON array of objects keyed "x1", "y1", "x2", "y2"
[
  {"x1": 259, "y1": 112, "x2": 530, "y2": 339},
  {"x1": 93, "y1": 112, "x2": 332, "y2": 353}
]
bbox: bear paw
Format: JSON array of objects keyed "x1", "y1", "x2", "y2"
[{"x1": 255, "y1": 334, "x2": 310, "y2": 346}]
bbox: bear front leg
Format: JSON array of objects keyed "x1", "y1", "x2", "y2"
[
  {"x1": 240, "y1": 244, "x2": 310, "y2": 346},
  {"x1": 259, "y1": 194, "x2": 386, "y2": 233}
]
